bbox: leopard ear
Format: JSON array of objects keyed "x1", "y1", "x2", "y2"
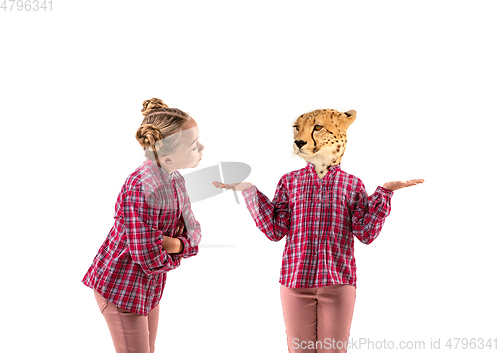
[
  {"x1": 344, "y1": 110, "x2": 356, "y2": 118},
  {"x1": 339, "y1": 110, "x2": 357, "y2": 129}
]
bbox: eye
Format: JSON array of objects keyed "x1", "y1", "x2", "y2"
[
  {"x1": 314, "y1": 125, "x2": 323, "y2": 131},
  {"x1": 293, "y1": 125, "x2": 299, "y2": 131}
]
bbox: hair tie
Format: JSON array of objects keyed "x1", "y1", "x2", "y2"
[{"x1": 148, "y1": 139, "x2": 164, "y2": 151}]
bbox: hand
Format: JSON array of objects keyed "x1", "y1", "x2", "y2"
[
  {"x1": 162, "y1": 219, "x2": 185, "y2": 254},
  {"x1": 213, "y1": 181, "x2": 254, "y2": 191},
  {"x1": 382, "y1": 179, "x2": 425, "y2": 192},
  {"x1": 174, "y1": 218, "x2": 185, "y2": 237}
]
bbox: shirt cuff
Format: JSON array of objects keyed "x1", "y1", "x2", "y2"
[
  {"x1": 174, "y1": 236, "x2": 198, "y2": 259},
  {"x1": 241, "y1": 185, "x2": 258, "y2": 209},
  {"x1": 377, "y1": 185, "x2": 394, "y2": 197},
  {"x1": 242, "y1": 184, "x2": 257, "y2": 197}
]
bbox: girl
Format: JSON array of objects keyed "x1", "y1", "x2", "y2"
[
  {"x1": 82, "y1": 98, "x2": 204, "y2": 353},
  {"x1": 213, "y1": 108, "x2": 424, "y2": 353}
]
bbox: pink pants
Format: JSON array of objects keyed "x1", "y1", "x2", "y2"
[
  {"x1": 280, "y1": 284, "x2": 356, "y2": 353},
  {"x1": 94, "y1": 289, "x2": 160, "y2": 353}
]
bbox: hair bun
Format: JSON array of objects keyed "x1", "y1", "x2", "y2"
[
  {"x1": 136, "y1": 124, "x2": 164, "y2": 150},
  {"x1": 141, "y1": 98, "x2": 169, "y2": 116}
]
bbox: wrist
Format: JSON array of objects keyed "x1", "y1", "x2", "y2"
[
  {"x1": 164, "y1": 237, "x2": 183, "y2": 254},
  {"x1": 171, "y1": 238, "x2": 184, "y2": 254},
  {"x1": 382, "y1": 183, "x2": 393, "y2": 192}
]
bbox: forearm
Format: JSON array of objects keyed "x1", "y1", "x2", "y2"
[
  {"x1": 351, "y1": 186, "x2": 392, "y2": 244},
  {"x1": 242, "y1": 185, "x2": 289, "y2": 242},
  {"x1": 162, "y1": 236, "x2": 184, "y2": 254}
]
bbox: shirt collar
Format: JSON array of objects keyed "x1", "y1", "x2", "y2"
[
  {"x1": 145, "y1": 159, "x2": 175, "y2": 181},
  {"x1": 306, "y1": 161, "x2": 341, "y2": 178}
]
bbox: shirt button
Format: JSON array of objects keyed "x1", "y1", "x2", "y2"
[
  {"x1": 315, "y1": 216, "x2": 319, "y2": 220},
  {"x1": 313, "y1": 251, "x2": 317, "y2": 255}
]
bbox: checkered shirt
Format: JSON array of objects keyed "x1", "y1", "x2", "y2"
[
  {"x1": 242, "y1": 162, "x2": 393, "y2": 289},
  {"x1": 82, "y1": 159, "x2": 201, "y2": 315}
]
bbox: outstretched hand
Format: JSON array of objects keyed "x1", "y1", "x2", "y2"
[
  {"x1": 382, "y1": 179, "x2": 424, "y2": 192},
  {"x1": 213, "y1": 181, "x2": 254, "y2": 192}
]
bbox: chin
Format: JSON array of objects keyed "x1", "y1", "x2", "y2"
[
  {"x1": 299, "y1": 149, "x2": 340, "y2": 166},
  {"x1": 296, "y1": 149, "x2": 316, "y2": 161}
]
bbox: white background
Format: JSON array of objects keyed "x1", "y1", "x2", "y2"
[{"x1": 1, "y1": 1, "x2": 499, "y2": 352}]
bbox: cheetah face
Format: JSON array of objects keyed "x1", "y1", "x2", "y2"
[{"x1": 292, "y1": 109, "x2": 357, "y2": 168}]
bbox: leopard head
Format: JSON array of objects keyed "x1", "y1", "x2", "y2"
[{"x1": 292, "y1": 109, "x2": 357, "y2": 177}]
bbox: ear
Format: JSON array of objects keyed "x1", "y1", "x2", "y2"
[
  {"x1": 339, "y1": 110, "x2": 357, "y2": 130},
  {"x1": 160, "y1": 155, "x2": 173, "y2": 165}
]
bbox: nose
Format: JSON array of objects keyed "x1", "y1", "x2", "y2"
[{"x1": 295, "y1": 140, "x2": 306, "y2": 149}]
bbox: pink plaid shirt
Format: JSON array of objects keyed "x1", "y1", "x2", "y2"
[
  {"x1": 82, "y1": 159, "x2": 201, "y2": 315},
  {"x1": 242, "y1": 162, "x2": 393, "y2": 289}
]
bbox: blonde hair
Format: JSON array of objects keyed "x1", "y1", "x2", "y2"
[{"x1": 135, "y1": 98, "x2": 190, "y2": 167}]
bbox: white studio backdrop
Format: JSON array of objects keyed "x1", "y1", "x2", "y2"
[{"x1": 1, "y1": 1, "x2": 499, "y2": 352}]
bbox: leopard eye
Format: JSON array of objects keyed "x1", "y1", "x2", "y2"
[
  {"x1": 293, "y1": 125, "x2": 299, "y2": 131},
  {"x1": 314, "y1": 125, "x2": 323, "y2": 131}
]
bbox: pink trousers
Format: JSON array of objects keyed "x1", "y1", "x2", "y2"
[
  {"x1": 280, "y1": 284, "x2": 356, "y2": 353},
  {"x1": 94, "y1": 289, "x2": 160, "y2": 353}
]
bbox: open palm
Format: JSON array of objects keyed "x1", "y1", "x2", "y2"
[
  {"x1": 383, "y1": 179, "x2": 424, "y2": 191},
  {"x1": 212, "y1": 181, "x2": 253, "y2": 191}
]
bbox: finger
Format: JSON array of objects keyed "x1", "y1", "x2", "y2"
[
  {"x1": 213, "y1": 182, "x2": 235, "y2": 189},
  {"x1": 407, "y1": 179, "x2": 423, "y2": 183},
  {"x1": 402, "y1": 179, "x2": 423, "y2": 187}
]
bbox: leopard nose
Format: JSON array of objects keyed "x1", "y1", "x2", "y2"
[{"x1": 295, "y1": 140, "x2": 307, "y2": 149}]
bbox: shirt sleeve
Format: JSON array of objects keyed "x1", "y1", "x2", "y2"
[
  {"x1": 171, "y1": 187, "x2": 201, "y2": 260},
  {"x1": 241, "y1": 175, "x2": 291, "y2": 242},
  {"x1": 349, "y1": 181, "x2": 394, "y2": 245},
  {"x1": 123, "y1": 184, "x2": 181, "y2": 276}
]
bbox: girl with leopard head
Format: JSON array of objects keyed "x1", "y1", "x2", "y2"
[{"x1": 213, "y1": 108, "x2": 424, "y2": 353}]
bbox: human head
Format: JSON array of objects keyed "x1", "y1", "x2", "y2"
[{"x1": 135, "y1": 98, "x2": 204, "y2": 174}]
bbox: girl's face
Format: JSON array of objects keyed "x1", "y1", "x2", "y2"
[{"x1": 158, "y1": 117, "x2": 204, "y2": 174}]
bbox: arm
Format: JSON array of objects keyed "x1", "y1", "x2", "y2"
[
  {"x1": 162, "y1": 228, "x2": 184, "y2": 254},
  {"x1": 241, "y1": 175, "x2": 291, "y2": 242},
  {"x1": 170, "y1": 177, "x2": 201, "y2": 259},
  {"x1": 123, "y1": 184, "x2": 181, "y2": 276},
  {"x1": 350, "y1": 180, "x2": 394, "y2": 245}
]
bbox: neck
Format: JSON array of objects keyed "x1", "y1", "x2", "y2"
[
  {"x1": 161, "y1": 165, "x2": 177, "y2": 175},
  {"x1": 305, "y1": 154, "x2": 341, "y2": 179},
  {"x1": 148, "y1": 159, "x2": 176, "y2": 175}
]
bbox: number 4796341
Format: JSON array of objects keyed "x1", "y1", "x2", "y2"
[{"x1": 1, "y1": 0, "x2": 53, "y2": 11}]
